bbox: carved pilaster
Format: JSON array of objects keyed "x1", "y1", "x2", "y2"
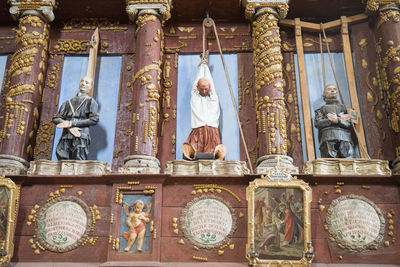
[
  {"x1": 369, "y1": 1, "x2": 400, "y2": 173},
  {"x1": 242, "y1": 0, "x2": 297, "y2": 174},
  {"x1": 120, "y1": 1, "x2": 171, "y2": 174},
  {"x1": 8, "y1": 0, "x2": 56, "y2": 22},
  {"x1": 0, "y1": 9, "x2": 51, "y2": 175}
]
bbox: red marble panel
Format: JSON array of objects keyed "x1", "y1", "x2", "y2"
[
  {"x1": 13, "y1": 236, "x2": 108, "y2": 262},
  {"x1": 282, "y1": 52, "x2": 304, "y2": 169},
  {"x1": 34, "y1": 54, "x2": 64, "y2": 160},
  {"x1": 49, "y1": 25, "x2": 135, "y2": 55},
  {"x1": 163, "y1": 184, "x2": 247, "y2": 208},
  {"x1": 160, "y1": 237, "x2": 247, "y2": 263},
  {"x1": 158, "y1": 53, "x2": 178, "y2": 171},
  {"x1": 111, "y1": 54, "x2": 134, "y2": 171},
  {"x1": 19, "y1": 184, "x2": 112, "y2": 207},
  {"x1": 350, "y1": 21, "x2": 395, "y2": 160},
  {"x1": 163, "y1": 23, "x2": 251, "y2": 54},
  {"x1": 0, "y1": 26, "x2": 16, "y2": 54},
  {"x1": 281, "y1": 29, "x2": 343, "y2": 53},
  {"x1": 238, "y1": 53, "x2": 257, "y2": 171}
]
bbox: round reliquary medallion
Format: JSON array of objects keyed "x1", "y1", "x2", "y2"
[
  {"x1": 326, "y1": 194, "x2": 385, "y2": 251},
  {"x1": 35, "y1": 196, "x2": 92, "y2": 253},
  {"x1": 180, "y1": 195, "x2": 237, "y2": 249}
]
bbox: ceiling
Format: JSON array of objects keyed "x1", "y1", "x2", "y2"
[{"x1": 0, "y1": 0, "x2": 366, "y2": 26}]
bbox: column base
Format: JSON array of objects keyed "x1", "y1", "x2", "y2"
[
  {"x1": 255, "y1": 154, "x2": 299, "y2": 174},
  {"x1": 119, "y1": 155, "x2": 160, "y2": 174},
  {"x1": 303, "y1": 158, "x2": 391, "y2": 176},
  {"x1": 28, "y1": 160, "x2": 111, "y2": 175},
  {"x1": 165, "y1": 160, "x2": 250, "y2": 175},
  {"x1": 391, "y1": 156, "x2": 400, "y2": 175},
  {"x1": 0, "y1": 154, "x2": 29, "y2": 175}
]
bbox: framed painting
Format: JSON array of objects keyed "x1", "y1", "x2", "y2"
[
  {"x1": 246, "y1": 177, "x2": 312, "y2": 267},
  {"x1": 0, "y1": 176, "x2": 19, "y2": 265}
]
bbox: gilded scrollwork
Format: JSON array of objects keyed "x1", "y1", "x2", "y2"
[{"x1": 33, "y1": 120, "x2": 55, "y2": 159}]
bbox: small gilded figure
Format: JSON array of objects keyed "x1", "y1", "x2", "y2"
[
  {"x1": 52, "y1": 76, "x2": 99, "y2": 160},
  {"x1": 122, "y1": 200, "x2": 152, "y2": 252},
  {"x1": 314, "y1": 84, "x2": 356, "y2": 158}
]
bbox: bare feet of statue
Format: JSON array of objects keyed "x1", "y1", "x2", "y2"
[
  {"x1": 124, "y1": 247, "x2": 129, "y2": 252},
  {"x1": 182, "y1": 142, "x2": 196, "y2": 160},
  {"x1": 138, "y1": 248, "x2": 142, "y2": 252},
  {"x1": 214, "y1": 144, "x2": 227, "y2": 160}
]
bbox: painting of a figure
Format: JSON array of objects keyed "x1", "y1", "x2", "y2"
[
  {"x1": 254, "y1": 187, "x2": 304, "y2": 260},
  {"x1": 119, "y1": 194, "x2": 152, "y2": 253}
]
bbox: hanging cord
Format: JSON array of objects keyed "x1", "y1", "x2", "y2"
[
  {"x1": 319, "y1": 33, "x2": 326, "y2": 88},
  {"x1": 202, "y1": 17, "x2": 254, "y2": 173},
  {"x1": 320, "y1": 23, "x2": 370, "y2": 159}
]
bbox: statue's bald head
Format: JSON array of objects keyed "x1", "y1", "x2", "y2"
[
  {"x1": 79, "y1": 76, "x2": 94, "y2": 94},
  {"x1": 197, "y1": 78, "x2": 210, "y2": 96},
  {"x1": 322, "y1": 84, "x2": 338, "y2": 102}
]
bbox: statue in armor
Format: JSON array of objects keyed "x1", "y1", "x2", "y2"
[
  {"x1": 52, "y1": 76, "x2": 99, "y2": 160},
  {"x1": 314, "y1": 84, "x2": 356, "y2": 158}
]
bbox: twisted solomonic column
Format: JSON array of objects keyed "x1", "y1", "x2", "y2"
[
  {"x1": 120, "y1": 0, "x2": 171, "y2": 174},
  {"x1": 242, "y1": 0, "x2": 298, "y2": 174},
  {"x1": 0, "y1": 0, "x2": 55, "y2": 174}
]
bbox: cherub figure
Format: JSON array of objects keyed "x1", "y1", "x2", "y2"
[{"x1": 122, "y1": 200, "x2": 152, "y2": 252}]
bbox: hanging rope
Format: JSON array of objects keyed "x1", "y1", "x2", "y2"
[
  {"x1": 202, "y1": 17, "x2": 254, "y2": 173},
  {"x1": 320, "y1": 23, "x2": 370, "y2": 159},
  {"x1": 319, "y1": 33, "x2": 326, "y2": 88}
]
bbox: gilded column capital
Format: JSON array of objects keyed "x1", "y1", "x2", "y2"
[
  {"x1": 366, "y1": 0, "x2": 400, "y2": 14},
  {"x1": 126, "y1": 0, "x2": 172, "y2": 23},
  {"x1": 241, "y1": 0, "x2": 289, "y2": 20},
  {"x1": 8, "y1": 0, "x2": 56, "y2": 22}
]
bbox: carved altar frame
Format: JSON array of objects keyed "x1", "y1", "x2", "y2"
[
  {"x1": 246, "y1": 177, "x2": 312, "y2": 267},
  {"x1": 0, "y1": 176, "x2": 19, "y2": 265}
]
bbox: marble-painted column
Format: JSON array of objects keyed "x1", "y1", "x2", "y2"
[
  {"x1": 120, "y1": 1, "x2": 171, "y2": 174},
  {"x1": 0, "y1": 1, "x2": 55, "y2": 174},
  {"x1": 243, "y1": 0, "x2": 298, "y2": 174},
  {"x1": 368, "y1": 0, "x2": 400, "y2": 173}
]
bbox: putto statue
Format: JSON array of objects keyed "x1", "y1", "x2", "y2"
[
  {"x1": 314, "y1": 84, "x2": 356, "y2": 158},
  {"x1": 182, "y1": 60, "x2": 226, "y2": 160},
  {"x1": 52, "y1": 76, "x2": 99, "y2": 160}
]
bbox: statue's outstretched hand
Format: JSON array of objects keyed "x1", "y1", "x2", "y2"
[
  {"x1": 68, "y1": 127, "x2": 82, "y2": 138},
  {"x1": 56, "y1": 120, "x2": 72, "y2": 128}
]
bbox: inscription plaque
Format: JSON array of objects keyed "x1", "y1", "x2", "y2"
[
  {"x1": 326, "y1": 194, "x2": 385, "y2": 251},
  {"x1": 36, "y1": 196, "x2": 92, "y2": 253},
  {"x1": 181, "y1": 196, "x2": 237, "y2": 249}
]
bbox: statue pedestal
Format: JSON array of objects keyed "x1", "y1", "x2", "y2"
[
  {"x1": 255, "y1": 155, "x2": 298, "y2": 174},
  {"x1": 0, "y1": 154, "x2": 29, "y2": 175},
  {"x1": 119, "y1": 155, "x2": 160, "y2": 174},
  {"x1": 303, "y1": 158, "x2": 391, "y2": 176},
  {"x1": 165, "y1": 160, "x2": 250, "y2": 175},
  {"x1": 28, "y1": 160, "x2": 111, "y2": 175}
]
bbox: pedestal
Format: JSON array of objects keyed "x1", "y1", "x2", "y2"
[
  {"x1": 119, "y1": 155, "x2": 160, "y2": 174},
  {"x1": 0, "y1": 154, "x2": 29, "y2": 175},
  {"x1": 255, "y1": 154, "x2": 298, "y2": 174},
  {"x1": 164, "y1": 160, "x2": 250, "y2": 175},
  {"x1": 27, "y1": 160, "x2": 111, "y2": 175},
  {"x1": 303, "y1": 158, "x2": 391, "y2": 176}
]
